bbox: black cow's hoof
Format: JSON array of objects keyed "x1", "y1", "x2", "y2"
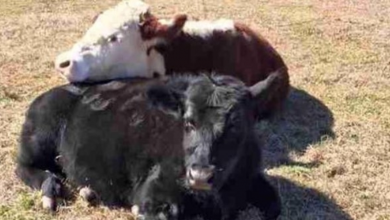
[
  {"x1": 41, "y1": 175, "x2": 63, "y2": 211},
  {"x1": 79, "y1": 187, "x2": 99, "y2": 206},
  {"x1": 41, "y1": 195, "x2": 57, "y2": 211}
]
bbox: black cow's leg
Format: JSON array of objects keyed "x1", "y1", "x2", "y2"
[
  {"x1": 15, "y1": 164, "x2": 64, "y2": 211},
  {"x1": 246, "y1": 174, "x2": 281, "y2": 220},
  {"x1": 79, "y1": 186, "x2": 99, "y2": 205},
  {"x1": 41, "y1": 173, "x2": 63, "y2": 211}
]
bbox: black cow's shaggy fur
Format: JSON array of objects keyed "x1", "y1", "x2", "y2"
[
  {"x1": 16, "y1": 78, "x2": 185, "y2": 219},
  {"x1": 16, "y1": 74, "x2": 281, "y2": 220},
  {"x1": 148, "y1": 74, "x2": 282, "y2": 220}
]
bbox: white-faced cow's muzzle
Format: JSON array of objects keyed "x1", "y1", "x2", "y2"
[
  {"x1": 55, "y1": 46, "x2": 96, "y2": 83},
  {"x1": 54, "y1": 38, "x2": 162, "y2": 83}
]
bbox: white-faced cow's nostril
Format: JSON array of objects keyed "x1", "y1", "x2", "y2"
[
  {"x1": 59, "y1": 60, "x2": 71, "y2": 69},
  {"x1": 55, "y1": 52, "x2": 74, "y2": 74}
]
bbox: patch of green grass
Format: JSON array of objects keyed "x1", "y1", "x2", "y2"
[
  {"x1": 344, "y1": 93, "x2": 383, "y2": 116},
  {"x1": 271, "y1": 3, "x2": 381, "y2": 70},
  {"x1": 17, "y1": 192, "x2": 36, "y2": 211},
  {"x1": 293, "y1": 22, "x2": 380, "y2": 67},
  {"x1": 0, "y1": 192, "x2": 54, "y2": 220},
  {"x1": 278, "y1": 165, "x2": 312, "y2": 177},
  {"x1": 377, "y1": 214, "x2": 390, "y2": 220},
  {"x1": 0, "y1": 205, "x2": 10, "y2": 217}
]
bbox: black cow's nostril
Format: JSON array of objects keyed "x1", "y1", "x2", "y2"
[
  {"x1": 207, "y1": 175, "x2": 214, "y2": 184},
  {"x1": 190, "y1": 164, "x2": 199, "y2": 170},
  {"x1": 191, "y1": 164, "x2": 215, "y2": 171},
  {"x1": 59, "y1": 60, "x2": 71, "y2": 69},
  {"x1": 187, "y1": 168, "x2": 194, "y2": 179},
  {"x1": 191, "y1": 164, "x2": 203, "y2": 171}
]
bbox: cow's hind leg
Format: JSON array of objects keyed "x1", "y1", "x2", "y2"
[
  {"x1": 16, "y1": 164, "x2": 64, "y2": 211},
  {"x1": 15, "y1": 86, "x2": 81, "y2": 210},
  {"x1": 16, "y1": 135, "x2": 65, "y2": 211},
  {"x1": 246, "y1": 174, "x2": 281, "y2": 220}
]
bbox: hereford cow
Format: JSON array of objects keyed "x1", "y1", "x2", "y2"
[
  {"x1": 16, "y1": 72, "x2": 281, "y2": 219},
  {"x1": 55, "y1": 0, "x2": 289, "y2": 118}
]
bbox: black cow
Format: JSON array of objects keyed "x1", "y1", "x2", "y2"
[
  {"x1": 16, "y1": 73, "x2": 281, "y2": 220},
  {"x1": 149, "y1": 72, "x2": 282, "y2": 220},
  {"x1": 16, "y1": 78, "x2": 185, "y2": 219}
]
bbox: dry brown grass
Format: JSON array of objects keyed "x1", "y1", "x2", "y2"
[{"x1": 1, "y1": 0, "x2": 389, "y2": 219}]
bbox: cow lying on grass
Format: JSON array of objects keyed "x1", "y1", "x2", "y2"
[
  {"x1": 16, "y1": 77, "x2": 185, "y2": 219},
  {"x1": 16, "y1": 72, "x2": 281, "y2": 219},
  {"x1": 150, "y1": 72, "x2": 283, "y2": 220},
  {"x1": 55, "y1": 0, "x2": 289, "y2": 118}
]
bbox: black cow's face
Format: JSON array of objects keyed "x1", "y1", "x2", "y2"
[
  {"x1": 147, "y1": 70, "x2": 283, "y2": 191},
  {"x1": 182, "y1": 75, "x2": 253, "y2": 191}
]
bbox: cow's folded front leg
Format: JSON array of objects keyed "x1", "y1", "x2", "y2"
[
  {"x1": 40, "y1": 173, "x2": 64, "y2": 211},
  {"x1": 79, "y1": 186, "x2": 99, "y2": 206},
  {"x1": 131, "y1": 203, "x2": 180, "y2": 220},
  {"x1": 15, "y1": 164, "x2": 64, "y2": 211}
]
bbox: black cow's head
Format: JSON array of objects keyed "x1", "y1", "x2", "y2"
[
  {"x1": 181, "y1": 74, "x2": 253, "y2": 192},
  {"x1": 148, "y1": 70, "x2": 281, "y2": 191}
]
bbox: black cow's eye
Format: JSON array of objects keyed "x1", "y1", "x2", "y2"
[
  {"x1": 108, "y1": 35, "x2": 118, "y2": 43},
  {"x1": 186, "y1": 146, "x2": 196, "y2": 155}
]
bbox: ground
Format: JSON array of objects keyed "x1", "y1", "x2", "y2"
[{"x1": 0, "y1": 0, "x2": 389, "y2": 219}]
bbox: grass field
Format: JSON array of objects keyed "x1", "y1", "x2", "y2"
[{"x1": 1, "y1": 0, "x2": 390, "y2": 219}]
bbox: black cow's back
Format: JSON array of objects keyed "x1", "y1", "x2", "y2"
[{"x1": 58, "y1": 79, "x2": 184, "y2": 206}]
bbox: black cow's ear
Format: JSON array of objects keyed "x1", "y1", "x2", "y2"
[
  {"x1": 147, "y1": 84, "x2": 185, "y2": 117},
  {"x1": 249, "y1": 67, "x2": 286, "y2": 99}
]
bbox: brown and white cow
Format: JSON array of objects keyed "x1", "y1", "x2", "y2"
[
  {"x1": 55, "y1": 0, "x2": 289, "y2": 117},
  {"x1": 55, "y1": 0, "x2": 164, "y2": 82}
]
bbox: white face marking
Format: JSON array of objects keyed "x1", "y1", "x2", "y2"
[
  {"x1": 55, "y1": 0, "x2": 164, "y2": 82},
  {"x1": 159, "y1": 18, "x2": 235, "y2": 38}
]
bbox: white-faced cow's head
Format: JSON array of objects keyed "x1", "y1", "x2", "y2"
[{"x1": 55, "y1": 0, "x2": 187, "y2": 83}]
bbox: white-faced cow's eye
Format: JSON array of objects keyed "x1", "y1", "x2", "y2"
[
  {"x1": 107, "y1": 35, "x2": 118, "y2": 43},
  {"x1": 81, "y1": 45, "x2": 93, "y2": 52}
]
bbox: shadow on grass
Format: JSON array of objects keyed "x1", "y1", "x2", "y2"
[
  {"x1": 257, "y1": 87, "x2": 335, "y2": 168},
  {"x1": 269, "y1": 176, "x2": 352, "y2": 220},
  {"x1": 222, "y1": 176, "x2": 352, "y2": 220}
]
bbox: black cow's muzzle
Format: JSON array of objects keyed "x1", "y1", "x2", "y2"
[{"x1": 186, "y1": 164, "x2": 215, "y2": 190}]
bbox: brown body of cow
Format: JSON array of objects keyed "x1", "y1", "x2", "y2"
[
  {"x1": 140, "y1": 15, "x2": 290, "y2": 118},
  {"x1": 55, "y1": 1, "x2": 290, "y2": 118}
]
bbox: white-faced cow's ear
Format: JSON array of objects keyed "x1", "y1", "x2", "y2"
[
  {"x1": 139, "y1": 14, "x2": 187, "y2": 41},
  {"x1": 249, "y1": 67, "x2": 286, "y2": 98},
  {"x1": 167, "y1": 14, "x2": 187, "y2": 37},
  {"x1": 139, "y1": 10, "x2": 153, "y2": 25}
]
